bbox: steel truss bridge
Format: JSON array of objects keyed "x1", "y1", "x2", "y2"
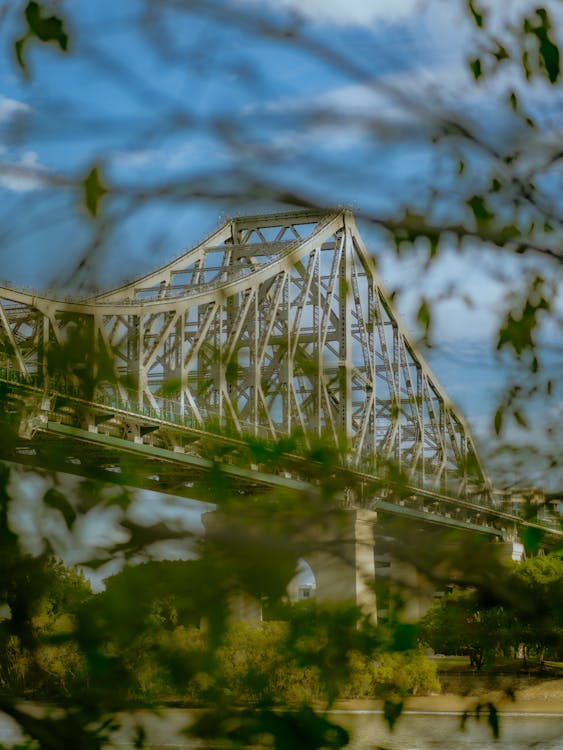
[{"x1": 0, "y1": 210, "x2": 559, "y2": 545}]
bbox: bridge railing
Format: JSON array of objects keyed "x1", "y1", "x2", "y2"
[
  {"x1": 3, "y1": 358, "x2": 553, "y2": 527},
  {"x1": 0, "y1": 358, "x2": 274, "y2": 438},
  {"x1": 0, "y1": 364, "x2": 40, "y2": 387},
  {"x1": 0, "y1": 359, "x2": 484, "y2": 472}
]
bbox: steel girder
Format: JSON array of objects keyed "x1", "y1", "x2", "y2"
[{"x1": 0, "y1": 210, "x2": 489, "y2": 498}]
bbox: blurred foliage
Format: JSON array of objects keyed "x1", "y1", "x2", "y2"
[
  {"x1": 0, "y1": 0, "x2": 560, "y2": 485},
  {"x1": 419, "y1": 588, "x2": 518, "y2": 671},
  {"x1": 0, "y1": 551, "x2": 90, "y2": 699},
  {"x1": 419, "y1": 553, "x2": 563, "y2": 669},
  {"x1": 0, "y1": 1, "x2": 562, "y2": 749},
  {"x1": 1, "y1": 447, "x2": 561, "y2": 747},
  {"x1": 14, "y1": 1, "x2": 69, "y2": 73}
]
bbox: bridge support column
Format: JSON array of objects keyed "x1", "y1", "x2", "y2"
[
  {"x1": 227, "y1": 592, "x2": 263, "y2": 623},
  {"x1": 305, "y1": 509, "x2": 377, "y2": 624},
  {"x1": 386, "y1": 558, "x2": 435, "y2": 622},
  {"x1": 501, "y1": 539, "x2": 525, "y2": 562},
  {"x1": 201, "y1": 510, "x2": 264, "y2": 622},
  {"x1": 202, "y1": 507, "x2": 378, "y2": 624}
]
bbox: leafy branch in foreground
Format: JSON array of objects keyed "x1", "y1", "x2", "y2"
[{"x1": 0, "y1": 1, "x2": 562, "y2": 748}]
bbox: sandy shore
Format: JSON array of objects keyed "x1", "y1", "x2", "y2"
[{"x1": 333, "y1": 679, "x2": 563, "y2": 715}]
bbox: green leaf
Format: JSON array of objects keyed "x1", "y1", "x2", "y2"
[
  {"x1": 492, "y1": 42, "x2": 509, "y2": 62},
  {"x1": 43, "y1": 487, "x2": 77, "y2": 529},
  {"x1": 522, "y1": 526, "x2": 544, "y2": 555},
  {"x1": 497, "y1": 313, "x2": 533, "y2": 356},
  {"x1": 14, "y1": 38, "x2": 26, "y2": 70},
  {"x1": 25, "y1": 1, "x2": 68, "y2": 49},
  {"x1": 14, "y1": 1, "x2": 69, "y2": 71},
  {"x1": 225, "y1": 359, "x2": 239, "y2": 384},
  {"x1": 391, "y1": 622, "x2": 417, "y2": 651},
  {"x1": 493, "y1": 407, "x2": 503, "y2": 436},
  {"x1": 498, "y1": 223, "x2": 520, "y2": 243},
  {"x1": 81, "y1": 557, "x2": 112, "y2": 570},
  {"x1": 83, "y1": 166, "x2": 107, "y2": 217},
  {"x1": 522, "y1": 50, "x2": 531, "y2": 80},
  {"x1": 533, "y1": 8, "x2": 560, "y2": 83},
  {"x1": 467, "y1": 0, "x2": 485, "y2": 28},
  {"x1": 467, "y1": 195, "x2": 494, "y2": 226},
  {"x1": 522, "y1": 9, "x2": 560, "y2": 83},
  {"x1": 428, "y1": 235, "x2": 439, "y2": 260},
  {"x1": 133, "y1": 724, "x2": 147, "y2": 748},
  {"x1": 383, "y1": 699, "x2": 404, "y2": 731},
  {"x1": 539, "y1": 35, "x2": 560, "y2": 83},
  {"x1": 486, "y1": 703, "x2": 499, "y2": 739},
  {"x1": 416, "y1": 299, "x2": 431, "y2": 336},
  {"x1": 497, "y1": 279, "x2": 550, "y2": 359},
  {"x1": 470, "y1": 58, "x2": 482, "y2": 80}
]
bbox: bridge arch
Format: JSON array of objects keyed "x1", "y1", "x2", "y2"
[
  {"x1": 287, "y1": 559, "x2": 316, "y2": 603},
  {"x1": 0, "y1": 209, "x2": 490, "y2": 501},
  {"x1": 1, "y1": 208, "x2": 560, "y2": 607}
]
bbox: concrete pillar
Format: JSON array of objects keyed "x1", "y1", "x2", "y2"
[
  {"x1": 386, "y1": 558, "x2": 435, "y2": 621},
  {"x1": 201, "y1": 510, "x2": 264, "y2": 622},
  {"x1": 202, "y1": 507, "x2": 378, "y2": 624},
  {"x1": 228, "y1": 591, "x2": 263, "y2": 623},
  {"x1": 306, "y1": 509, "x2": 377, "y2": 623},
  {"x1": 502, "y1": 540, "x2": 525, "y2": 562}
]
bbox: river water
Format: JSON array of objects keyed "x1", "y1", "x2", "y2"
[
  {"x1": 1, "y1": 708, "x2": 562, "y2": 748},
  {"x1": 332, "y1": 710, "x2": 563, "y2": 749}
]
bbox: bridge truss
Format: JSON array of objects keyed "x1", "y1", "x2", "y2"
[{"x1": 0, "y1": 210, "x2": 489, "y2": 501}]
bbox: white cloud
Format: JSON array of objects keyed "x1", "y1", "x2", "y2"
[
  {"x1": 0, "y1": 95, "x2": 29, "y2": 122},
  {"x1": 0, "y1": 150, "x2": 48, "y2": 193},
  {"x1": 243, "y1": 0, "x2": 423, "y2": 26},
  {"x1": 110, "y1": 149, "x2": 157, "y2": 168},
  {"x1": 0, "y1": 97, "x2": 44, "y2": 193},
  {"x1": 7, "y1": 471, "x2": 53, "y2": 556},
  {"x1": 163, "y1": 140, "x2": 230, "y2": 171},
  {"x1": 250, "y1": 50, "x2": 486, "y2": 148},
  {"x1": 108, "y1": 141, "x2": 230, "y2": 174},
  {"x1": 246, "y1": 0, "x2": 563, "y2": 154},
  {"x1": 257, "y1": 0, "x2": 563, "y2": 33},
  {"x1": 129, "y1": 490, "x2": 210, "y2": 533}
]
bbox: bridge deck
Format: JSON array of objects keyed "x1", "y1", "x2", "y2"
[{"x1": 1, "y1": 375, "x2": 560, "y2": 546}]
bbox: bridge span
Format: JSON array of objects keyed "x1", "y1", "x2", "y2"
[{"x1": 0, "y1": 210, "x2": 560, "y2": 617}]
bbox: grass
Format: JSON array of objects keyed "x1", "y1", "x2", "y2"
[
  {"x1": 430, "y1": 656, "x2": 469, "y2": 671},
  {"x1": 431, "y1": 656, "x2": 563, "y2": 676}
]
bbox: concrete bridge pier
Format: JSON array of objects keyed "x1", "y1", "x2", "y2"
[
  {"x1": 203, "y1": 507, "x2": 378, "y2": 623},
  {"x1": 384, "y1": 558, "x2": 435, "y2": 621},
  {"x1": 200, "y1": 509, "x2": 265, "y2": 623},
  {"x1": 302, "y1": 509, "x2": 378, "y2": 624}
]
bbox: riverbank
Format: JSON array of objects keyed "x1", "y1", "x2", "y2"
[{"x1": 332, "y1": 678, "x2": 563, "y2": 715}]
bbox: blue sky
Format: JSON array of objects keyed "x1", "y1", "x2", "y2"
[{"x1": 0, "y1": 0, "x2": 561, "y2": 489}]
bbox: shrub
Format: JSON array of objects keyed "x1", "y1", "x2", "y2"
[{"x1": 344, "y1": 650, "x2": 440, "y2": 699}]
